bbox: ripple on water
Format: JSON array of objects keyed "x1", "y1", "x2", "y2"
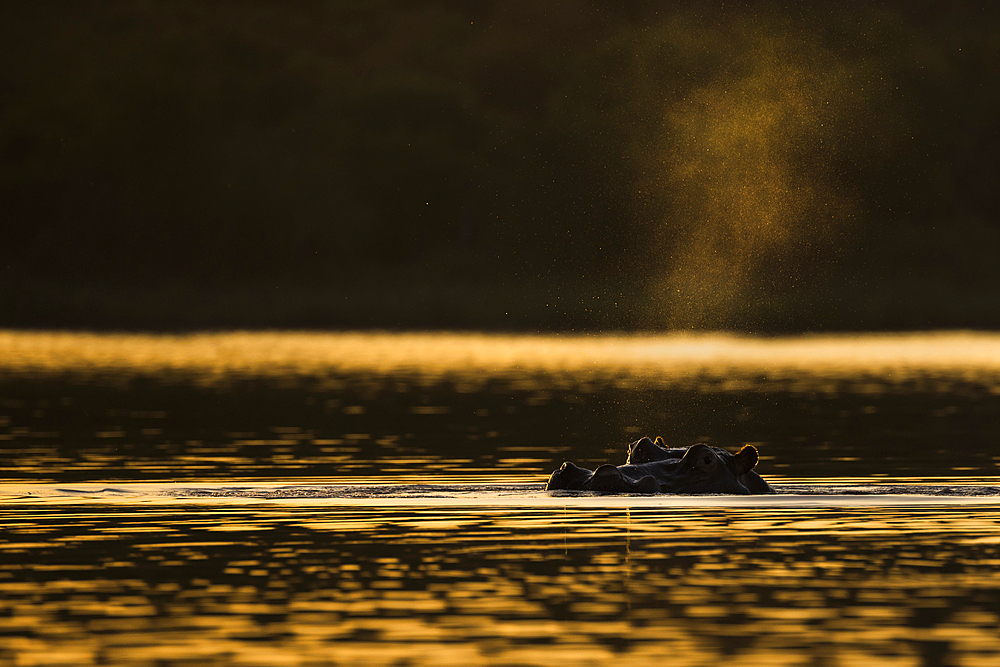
[{"x1": 1, "y1": 495, "x2": 1000, "y2": 666}]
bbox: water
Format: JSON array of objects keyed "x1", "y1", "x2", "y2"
[{"x1": 2, "y1": 331, "x2": 1000, "y2": 666}]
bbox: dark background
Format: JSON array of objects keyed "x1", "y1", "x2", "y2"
[{"x1": 2, "y1": 0, "x2": 999, "y2": 331}]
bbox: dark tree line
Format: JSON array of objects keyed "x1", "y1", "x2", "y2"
[{"x1": 2, "y1": 1, "x2": 999, "y2": 329}]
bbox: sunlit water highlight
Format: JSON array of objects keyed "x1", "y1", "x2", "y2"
[
  {"x1": 2, "y1": 331, "x2": 1000, "y2": 665},
  {"x1": 2, "y1": 490, "x2": 999, "y2": 667},
  {"x1": 5, "y1": 330, "x2": 1000, "y2": 380},
  {"x1": 6, "y1": 481, "x2": 1000, "y2": 505}
]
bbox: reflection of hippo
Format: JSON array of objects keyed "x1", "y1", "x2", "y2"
[{"x1": 546, "y1": 436, "x2": 773, "y2": 495}]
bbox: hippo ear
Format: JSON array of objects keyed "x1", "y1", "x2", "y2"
[
  {"x1": 654, "y1": 436, "x2": 665, "y2": 447},
  {"x1": 734, "y1": 444, "x2": 759, "y2": 476}
]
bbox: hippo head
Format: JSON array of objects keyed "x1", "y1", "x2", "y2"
[
  {"x1": 628, "y1": 437, "x2": 759, "y2": 477},
  {"x1": 661, "y1": 443, "x2": 759, "y2": 495},
  {"x1": 620, "y1": 439, "x2": 765, "y2": 494},
  {"x1": 546, "y1": 438, "x2": 770, "y2": 495}
]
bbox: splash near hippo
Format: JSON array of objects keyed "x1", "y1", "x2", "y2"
[{"x1": 546, "y1": 436, "x2": 774, "y2": 495}]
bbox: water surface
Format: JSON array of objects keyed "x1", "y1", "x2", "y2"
[
  {"x1": 3, "y1": 331, "x2": 1000, "y2": 482},
  {"x1": 2, "y1": 331, "x2": 1000, "y2": 666}
]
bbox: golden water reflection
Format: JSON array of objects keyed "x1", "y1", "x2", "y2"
[
  {"x1": 1, "y1": 496, "x2": 999, "y2": 666},
  {"x1": 4, "y1": 330, "x2": 1000, "y2": 384},
  {"x1": 3, "y1": 331, "x2": 1000, "y2": 664}
]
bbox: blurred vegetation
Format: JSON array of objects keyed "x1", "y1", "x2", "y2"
[{"x1": 1, "y1": 0, "x2": 999, "y2": 331}]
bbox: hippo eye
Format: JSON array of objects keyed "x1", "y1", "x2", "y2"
[{"x1": 702, "y1": 455, "x2": 713, "y2": 466}]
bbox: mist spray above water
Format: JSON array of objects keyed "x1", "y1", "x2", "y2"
[{"x1": 636, "y1": 14, "x2": 874, "y2": 329}]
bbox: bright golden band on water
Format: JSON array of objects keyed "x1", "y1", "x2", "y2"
[{"x1": 4, "y1": 331, "x2": 1000, "y2": 380}]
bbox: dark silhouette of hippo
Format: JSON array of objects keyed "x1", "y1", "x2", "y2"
[{"x1": 546, "y1": 436, "x2": 773, "y2": 495}]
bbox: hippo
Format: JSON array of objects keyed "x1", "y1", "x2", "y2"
[{"x1": 546, "y1": 436, "x2": 773, "y2": 495}]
